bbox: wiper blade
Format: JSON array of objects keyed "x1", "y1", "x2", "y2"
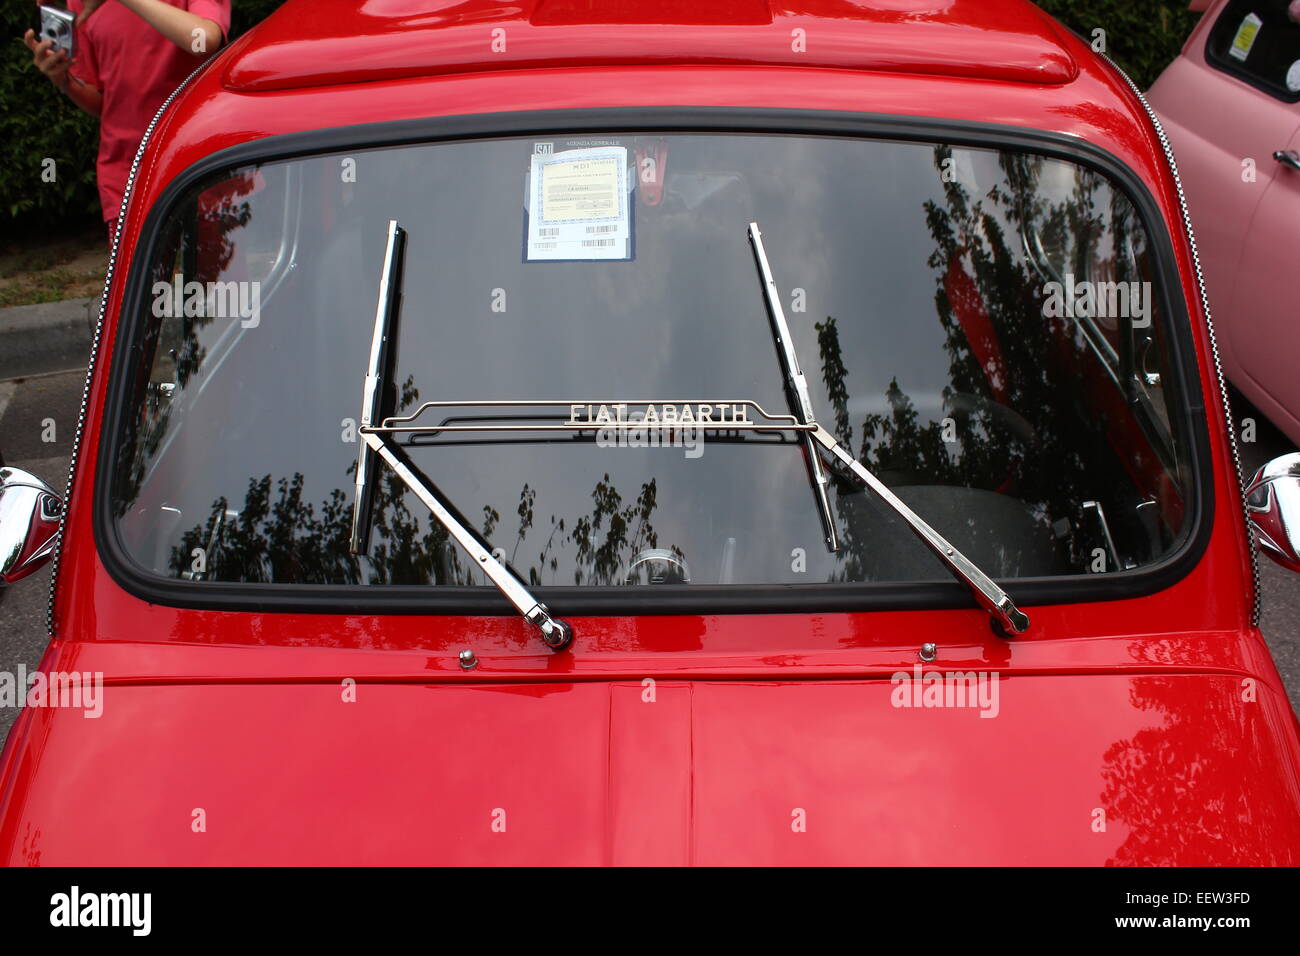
[
  {"x1": 350, "y1": 219, "x2": 404, "y2": 555},
  {"x1": 350, "y1": 220, "x2": 572, "y2": 651},
  {"x1": 746, "y1": 221, "x2": 1030, "y2": 636},
  {"x1": 748, "y1": 223, "x2": 839, "y2": 553}
]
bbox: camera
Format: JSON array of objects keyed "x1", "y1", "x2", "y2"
[{"x1": 38, "y1": 5, "x2": 75, "y2": 59}]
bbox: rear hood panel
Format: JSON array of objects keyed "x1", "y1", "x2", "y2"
[{"x1": 3, "y1": 674, "x2": 1298, "y2": 865}]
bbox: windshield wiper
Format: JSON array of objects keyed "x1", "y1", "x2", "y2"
[
  {"x1": 748, "y1": 225, "x2": 839, "y2": 553},
  {"x1": 350, "y1": 220, "x2": 573, "y2": 651},
  {"x1": 350, "y1": 220, "x2": 404, "y2": 556},
  {"x1": 347, "y1": 217, "x2": 1024, "y2": 642},
  {"x1": 747, "y1": 222, "x2": 1030, "y2": 636}
]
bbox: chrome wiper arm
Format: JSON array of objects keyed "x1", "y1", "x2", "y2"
[
  {"x1": 350, "y1": 220, "x2": 572, "y2": 651},
  {"x1": 808, "y1": 425, "x2": 1029, "y2": 635},
  {"x1": 746, "y1": 222, "x2": 1029, "y2": 636},
  {"x1": 361, "y1": 438, "x2": 573, "y2": 649},
  {"x1": 748, "y1": 223, "x2": 839, "y2": 553}
]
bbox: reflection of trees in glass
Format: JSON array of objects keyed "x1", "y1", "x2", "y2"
[
  {"x1": 571, "y1": 476, "x2": 670, "y2": 586},
  {"x1": 174, "y1": 173, "x2": 256, "y2": 388},
  {"x1": 814, "y1": 145, "x2": 1145, "y2": 575},
  {"x1": 1099, "y1": 676, "x2": 1297, "y2": 865},
  {"x1": 114, "y1": 171, "x2": 259, "y2": 519},
  {"x1": 170, "y1": 463, "x2": 673, "y2": 588},
  {"x1": 169, "y1": 372, "x2": 675, "y2": 586},
  {"x1": 167, "y1": 375, "x2": 442, "y2": 584}
]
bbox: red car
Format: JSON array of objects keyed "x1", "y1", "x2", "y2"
[{"x1": 2, "y1": 0, "x2": 1299, "y2": 866}]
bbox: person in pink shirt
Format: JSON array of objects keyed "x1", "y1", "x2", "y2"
[{"x1": 25, "y1": 1, "x2": 232, "y2": 244}]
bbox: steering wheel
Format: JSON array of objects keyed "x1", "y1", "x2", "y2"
[
  {"x1": 625, "y1": 548, "x2": 690, "y2": 585},
  {"x1": 945, "y1": 392, "x2": 1037, "y2": 445}
]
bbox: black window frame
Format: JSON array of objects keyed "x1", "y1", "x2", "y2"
[
  {"x1": 1205, "y1": 0, "x2": 1300, "y2": 103},
  {"x1": 92, "y1": 107, "x2": 1216, "y2": 618}
]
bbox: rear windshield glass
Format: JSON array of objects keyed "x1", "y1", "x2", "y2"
[{"x1": 109, "y1": 132, "x2": 1193, "y2": 590}]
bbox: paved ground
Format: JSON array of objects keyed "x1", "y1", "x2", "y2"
[
  {"x1": 0, "y1": 296, "x2": 95, "y2": 380},
  {"x1": 0, "y1": 364, "x2": 81, "y2": 741},
  {"x1": 0, "y1": 299, "x2": 1297, "y2": 747}
]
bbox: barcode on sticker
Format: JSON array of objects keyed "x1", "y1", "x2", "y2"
[
  {"x1": 538, "y1": 227, "x2": 560, "y2": 238},
  {"x1": 585, "y1": 224, "x2": 619, "y2": 234},
  {"x1": 533, "y1": 242, "x2": 557, "y2": 251},
  {"x1": 581, "y1": 239, "x2": 616, "y2": 248}
]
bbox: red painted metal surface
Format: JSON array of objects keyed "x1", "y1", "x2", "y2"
[
  {"x1": 2, "y1": 0, "x2": 1297, "y2": 865},
  {"x1": 221, "y1": 0, "x2": 1079, "y2": 92},
  {"x1": 3, "y1": 671, "x2": 1297, "y2": 865}
]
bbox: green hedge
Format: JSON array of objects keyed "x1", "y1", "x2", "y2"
[
  {"x1": 1034, "y1": 0, "x2": 1203, "y2": 89},
  {"x1": 0, "y1": 7, "x2": 100, "y2": 230},
  {"x1": 1, "y1": 1, "x2": 1199, "y2": 237},
  {"x1": 0, "y1": 1, "x2": 287, "y2": 239}
]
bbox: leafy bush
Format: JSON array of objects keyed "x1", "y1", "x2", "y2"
[
  {"x1": 0, "y1": 1, "x2": 287, "y2": 239},
  {"x1": 0, "y1": 7, "x2": 100, "y2": 231},
  {"x1": 229, "y1": 0, "x2": 287, "y2": 40},
  {"x1": 1034, "y1": 0, "x2": 1203, "y2": 89}
]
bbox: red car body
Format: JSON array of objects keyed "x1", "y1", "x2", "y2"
[{"x1": 2, "y1": 0, "x2": 1298, "y2": 866}]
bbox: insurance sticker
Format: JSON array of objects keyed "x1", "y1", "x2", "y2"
[
  {"x1": 1288, "y1": 59, "x2": 1300, "y2": 92},
  {"x1": 1229, "y1": 12, "x2": 1262, "y2": 61},
  {"x1": 526, "y1": 146, "x2": 631, "y2": 261}
]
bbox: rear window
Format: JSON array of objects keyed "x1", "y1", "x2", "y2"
[
  {"x1": 107, "y1": 131, "x2": 1195, "y2": 593},
  {"x1": 1207, "y1": 0, "x2": 1300, "y2": 101}
]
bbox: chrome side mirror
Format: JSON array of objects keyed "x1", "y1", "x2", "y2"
[
  {"x1": 0, "y1": 467, "x2": 63, "y2": 585},
  {"x1": 1245, "y1": 453, "x2": 1300, "y2": 573}
]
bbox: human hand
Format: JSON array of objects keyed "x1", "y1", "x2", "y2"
[{"x1": 23, "y1": 29, "x2": 73, "y2": 90}]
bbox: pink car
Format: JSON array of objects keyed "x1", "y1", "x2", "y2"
[{"x1": 1149, "y1": 0, "x2": 1300, "y2": 444}]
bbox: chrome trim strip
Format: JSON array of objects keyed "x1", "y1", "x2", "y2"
[
  {"x1": 373, "y1": 398, "x2": 806, "y2": 433},
  {"x1": 1103, "y1": 54, "x2": 1261, "y2": 626},
  {"x1": 45, "y1": 58, "x2": 216, "y2": 636}
]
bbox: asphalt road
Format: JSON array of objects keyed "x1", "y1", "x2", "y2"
[
  {"x1": 0, "y1": 367, "x2": 80, "y2": 741},
  {"x1": 1, "y1": 359, "x2": 1298, "y2": 744}
]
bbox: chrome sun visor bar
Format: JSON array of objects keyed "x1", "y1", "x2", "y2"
[
  {"x1": 369, "y1": 399, "x2": 810, "y2": 436},
  {"x1": 747, "y1": 221, "x2": 1030, "y2": 636}
]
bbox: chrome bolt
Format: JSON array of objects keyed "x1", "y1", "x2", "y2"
[
  {"x1": 458, "y1": 649, "x2": 478, "y2": 670},
  {"x1": 919, "y1": 643, "x2": 937, "y2": 662}
]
